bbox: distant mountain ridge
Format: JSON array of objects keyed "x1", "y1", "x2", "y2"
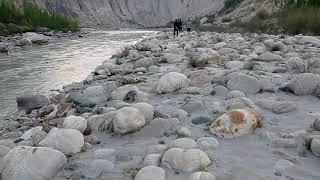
[{"x1": 16, "y1": 0, "x2": 224, "y2": 28}]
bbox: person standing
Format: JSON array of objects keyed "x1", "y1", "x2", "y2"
[
  {"x1": 174, "y1": 19, "x2": 179, "y2": 37},
  {"x1": 186, "y1": 19, "x2": 192, "y2": 32},
  {"x1": 178, "y1": 19, "x2": 183, "y2": 32}
]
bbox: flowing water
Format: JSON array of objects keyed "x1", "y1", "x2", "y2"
[{"x1": 0, "y1": 30, "x2": 156, "y2": 120}]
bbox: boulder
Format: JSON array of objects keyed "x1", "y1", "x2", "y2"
[
  {"x1": 135, "y1": 166, "x2": 165, "y2": 180},
  {"x1": 171, "y1": 138, "x2": 198, "y2": 149},
  {"x1": 134, "y1": 57, "x2": 154, "y2": 68},
  {"x1": 18, "y1": 38, "x2": 32, "y2": 47},
  {"x1": 189, "y1": 172, "x2": 216, "y2": 180},
  {"x1": 111, "y1": 85, "x2": 139, "y2": 100},
  {"x1": 16, "y1": 94, "x2": 50, "y2": 113},
  {"x1": 113, "y1": 107, "x2": 146, "y2": 134},
  {"x1": 62, "y1": 115, "x2": 88, "y2": 133},
  {"x1": 23, "y1": 32, "x2": 51, "y2": 44},
  {"x1": 0, "y1": 145, "x2": 11, "y2": 158},
  {"x1": 286, "y1": 57, "x2": 307, "y2": 73},
  {"x1": 66, "y1": 92, "x2": 97, "y2": 108},
  {"x1": 1, "y1": 146, "x2": 66, "y2": 180},
  {"x1": 87, "y1": 112, "x2": 115, "y2": 131},
  {"x1": 211, "y1": 86, "x2": 229, "y2": 97},
  {"x1": 20, "y1": 126, "x2": 47, "y2": 145},
  {"x1": 255, "y1": 97, "x2": 296, "y2": 114},
  {"x1": 156, "y1": 72, "x2": 190, "y2": 94},
  {"x1": 0, "y1": 42, "x2": 8, "y2": 53},
  {"x1": 311, "y1": 138, "x2": 320, "y2": 157},
  {"x1": 225, "y1": 61, "x2": 244, "y2": 70},
  {"x1": 143, "y1": 154, "x2": 162, "y2": 167},
  {"x1": 258, "y1": 52, "x2": 283, "y2": 62},
  {"x1": 162, "y1": 148, "x2": 211, "y2": 172},
  {"x1": 197, "y1": 137, "x2": 219, "y2": 150},
  {"x1": 190, "y1": 72, "x2": 211, "y2": 88},
  {"x1": 131, "y1": 102, "x2": 154, "y2": 122},
  {"x1": 39, "y1": 128, "x2": 84, "y2": 154},
  {"x1": 210, "y1": 109, "x2": 262, "y2": 138},
  {"x1": 82, "y1": 85, "x2": 107, "y2": 102},
  {"x1": 227, "y1": 73, "x2": 261, "y2": 94},
  {"x1": 280, "y1": 73, "x2": 320, "y2": 95},
  {"x1": 301, "y1": 36, "x2": 320, "y2": 46},
  {"x1": 164, "y1": 53, "x2": 183, "y2": 64}
]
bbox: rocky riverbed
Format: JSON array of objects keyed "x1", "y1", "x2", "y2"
[{"x1": 1, "y1": 30, "x2": 320, "y2": 180}]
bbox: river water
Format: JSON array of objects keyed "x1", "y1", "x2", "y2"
[{"x1": 0, "y1": 30, "x2": 156, "y2": 120}]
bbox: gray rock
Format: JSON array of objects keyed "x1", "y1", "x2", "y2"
[
  {"x1": 286, "y1": 57, "x2": 307, "y2": 74},
  {"x1": 134, "y1": 57, "x2": 154, "y2": 68},
  {"x1": 113, "y1": 107, "x2": 146, "y2": 134},
  {"x1": 39, "y1": 128, "x2": 84, "y2": 154},
  {"x1": 258, "y1": 52, "x2": 283, "y2": 62},
  {"x1": 142, "y1": 154, "x2": 161, "y2": 167},
  {"x1": 0, "y1": 145, "x2": 11, "y2": 159},
  {"x1": 111, "y1": 85, "x2": 139, "y2": 100},
  {"x1": 162, "y1": 148, "x2": 211, "y2": 172},
  {"x1": 227, "y1": 73, "x2": 261, "y2": 94},
  {"x1": 189, "y1": 172, "x2": 217, "y2": 180},
  {"x1": 62, "y1": 115, "x2": 88, "y2": 133},
  {"x1": 0, "y1": 42, "x2": 8, "y2": 53},
  {"x1": 191, "y1": 116, "x2": 211, "y2": 125},
  {"x1": 311, "y1": 138, "x2": 320, "y2": 157},
  {"x1": 94, "y1": 148, "x2": 116, "y2": 160},
  {"x1": 131, "y1": 102, "x2": 154, "y2": 122},
  {"x1": 135, "y1": 165, "x2": 165, "y2": 180},
  {"x1": 177, "y1": 127, "x2": 192, "y2": 137},
  {"x1": 66, "y1": 92, "x2": 97, "y2": 108},
  {"x1": 136, "y1": 118, "x2": 180, "y2": 137},
  {"x1": 18, "y1": 38, "x2": 32, "y2": 47},
  {"x1": 1, "y1": 146, "x2": 66, "y2": 180},
  {"x1": 280, "y1": 73, "x2": 320, "y2": 95},
  {"x1": 171, "y1": 138, "x2": 197, "y2": 149},
  {"x1": 256, "y1": 98, "x2": 296, "y2": 114},
  {"x1": 16, "y1": 94, "x2": 50, "y2": 113},
  {"x1": 211, "y1": 86, "x2": 229, "y2": 97},
  {"x1": 157, "y1": 72, "x2": 190, "y2": 94},
  {"x1": 82, "y1": 85, "x2": 108, "y2": 103},
  {"x1": 197, "y1": 137, "x2": 219, "y2": 150},
  {"x1": 87, "y1": 112, "x2": 115, "y2": 131},
  {"x1": 85, "y1": 159, "x2": 114, "y2": 178},
  {"x1": 23, "y1": 32, "x2": 51, "y2": 44}
]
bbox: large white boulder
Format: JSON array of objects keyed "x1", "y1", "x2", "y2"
[
  {"x1": 210, "y1": 109, "x2": 262, "y2": 138},
  {"x1": 286, "y1": 57, "x2": 307, "y2": 74},
  {"x1": 135, "y1": 165, "x2": 165, "y2": 180},
  {"x1": 39, "y1": 128, "x2": 84, "y2": 154},
  {"x1": 131, "y1": 102, "x2": 154, "y2": 122},
  {"x1": 113, "y1": 107, "x2": 146, "y2": 134},
  {"x1": 62, "y1": 115, "x2": 87, "y2": 133},
  {"x1": 189, "y1": 172, "x2": 216, "y2": 180},
  {"x1": 23, "y1": 32, "x2": 51, "y2": 44},
  {"x1": 1, "y1": 146, "x2": 66, "y2": 180},
  {"x1": 162, "y1": 148, "x2": 211, "y2": 172},
  {"x1": 227, "y1": 73, "x2": 261, "y2": 94},
  {"x1": 156, "y1": 72, "x2": 190, "y2": 94}
]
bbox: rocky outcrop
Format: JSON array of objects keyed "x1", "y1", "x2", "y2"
[{"x1": 19, "y1": 0, "x2": 224, "y2": 27}]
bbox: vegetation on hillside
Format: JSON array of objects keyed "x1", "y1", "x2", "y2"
[
  {"x1": 0, "y1": 0, "x2": 78, "y2": 35},
  {"x1": 232, "y1": 0, "x2": 320, "y2": 35}
]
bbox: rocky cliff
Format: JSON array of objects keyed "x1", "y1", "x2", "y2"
[{"x1": 18, "y1": 0, "x2": 224, "y2": 28}]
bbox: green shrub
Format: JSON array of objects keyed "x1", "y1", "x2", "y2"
[
  {"x1": 304, "y1": 139, "x2": 312, "y2": 151},
  {"x1": 278, "y1": 7, "x2": 320, "y2": 35},
  {"x1": 0, "y1": 0, "x2": 78, "y2": 34}
]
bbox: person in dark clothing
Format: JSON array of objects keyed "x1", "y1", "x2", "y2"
[
  {"x1": 173, "y1": 19, "x2": 179, "y2": 37},
  {"x1": 178, "y1": 19, "x2": 183, "y2": 32}
]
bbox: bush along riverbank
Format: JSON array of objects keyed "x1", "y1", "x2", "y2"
[
  {"x1": 0, "y1": 0, "x2": 78, "y2": 36},
  {"x1": 236, "y1": 0, "x2": 320, "y2": 35},
  {"x1": 1, "y1": 30, "x2": 320, "y2": 179},
  {"x1": 0, "y1": 0, "x2": 83, "y2": 53}
]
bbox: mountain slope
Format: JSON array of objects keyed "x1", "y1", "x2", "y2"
[{"x1": 18, "y1": 0, "x2": 225, "y2": 28}]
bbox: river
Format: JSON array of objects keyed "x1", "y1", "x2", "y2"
[{"x1": 0, "y1": 30, "x2": 156, "y2": 120}]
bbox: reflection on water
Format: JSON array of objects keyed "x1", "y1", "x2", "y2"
[{"x1": 0, "y1": 30, "x2": 156, "y2": 120}]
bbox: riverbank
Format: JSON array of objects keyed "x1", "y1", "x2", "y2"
[{"x1": 1, "y1": 30, "x2": 320, "y2": 179}]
